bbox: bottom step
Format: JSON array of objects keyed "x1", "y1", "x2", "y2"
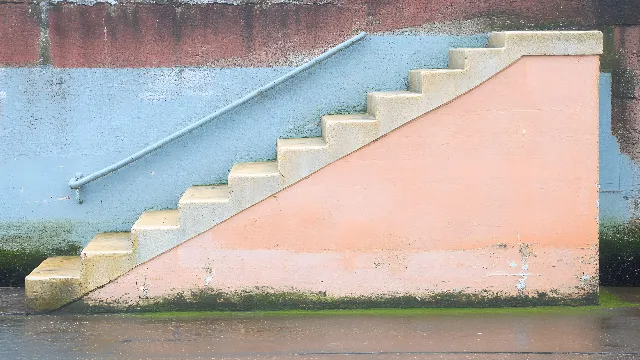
[{"x1": 25, "y1": 256, "x2": 83, "y2": 312}]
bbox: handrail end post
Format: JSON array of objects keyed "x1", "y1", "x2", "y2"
[{"x1": 69, "y1": 173, "x2": 84, "y2": 204}]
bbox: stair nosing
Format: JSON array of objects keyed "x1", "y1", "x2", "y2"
[
  {"x1": 179, "y1": 185, "x2": 230, "y2": 205},
  {"x1": 133, "y1": 210, "x2": 180, "y2": 230}
]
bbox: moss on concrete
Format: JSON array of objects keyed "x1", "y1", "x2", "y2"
[
  {"x1": 0, "y1": 220, "x2": 76, "y2": 251},
  {"x1": 126, "y1": 288, "x2": 632, "y2": 319},
  {"x1": 65, "y1": 287, "x2": 598, "y2": 314},
  {"x1": 0, "y1": 244, "x2": 82, "y2": 287},
  {"x1": 0, "y1": 220, "x2": 81, "y2": 286},
  {"x1": 600, "y1": 221, "x2": 640, "y2": 286},
  {"x1": 599, "y1": 287, "x2": 639, "y2": 307}
]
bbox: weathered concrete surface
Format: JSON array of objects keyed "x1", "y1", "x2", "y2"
[
  {"x1": 0, "y1": 1, "x2": 603, "y2": 68},
  {"x1": 4, "y1": 1, "x2": 639, "y2": 69},
  {"x1": 611, "y1": 26, "x2": 640, "y2": 170},
  {"x1": 0, "y1": 287, "x2": 26, "y2": 315},
  {"x1": 81, "y1": 55, "x2": 599, "y2": 309},
  {"x1": 0, "y1": 0, "x2": 634, "y2": 68}
]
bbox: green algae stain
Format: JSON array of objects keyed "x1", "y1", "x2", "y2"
[
  {"x1": 0, "y1": 244, "x2": 82, "y2": 287},
  {"x1": 600, "y1": 222, "x2": 640, "y2": 286},
  {"x1": 0, "y1": 220, "x2": 82, "y2": 286},
  {"x1": 0, "y1": 220, "x2": 76, "y2": 251},
  {"x1": 68, "y1": 287, "x2": 598, "y2": 315},
  {"x1": 599, "y1": 288, "x2": 639, "y2": 308},
  {"x1": 129, "y1": 289, "x2": 633, "y2": 320}
]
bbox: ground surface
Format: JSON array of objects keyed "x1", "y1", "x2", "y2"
[{"x1": 1, "y1": 287, "x2": 639, "y2": 359}]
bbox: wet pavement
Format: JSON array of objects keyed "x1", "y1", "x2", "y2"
[{"x1": 1, "y1": 287, "x2": 640, "y2": 359}]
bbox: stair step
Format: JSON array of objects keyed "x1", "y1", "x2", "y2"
[
  {"x1": 321, "y1": 114, "x2": 379, "y2": 151},
  {"x1": 321, "y1": 114, "x2": 378, "y2": 141},
  {"x1": 133, "y1": 209, "x2": 180, "y2": 230},
  {"x1": 487, "y1": 31, "x2": 603, "y2": 55},
  {"x1": 277, "y1": 138, "x2": 330, "y2": 185},
  {"x1": 228, "y1": 161, "x2": 282, "y2": 208},
  {"x1": 26, "y1": 256, "x2": 81, "y2": 280},
  {"x1": 367, "y1": 91, "x2": 424, "y2": 134},
  {"x1": 368, "y1": 90, "x2": 422, "y2": 99},
  {"x1": 82, "y1": 232, "x2": 132, "y2": 256},
  {"x1": 81, "y1": 232, "x2": 134, "y2": 290},
  {"x1": 277, "y1": 137, "x2": 327, "y2": 150},
  {"x1": 448, "y1": 48, "x2": 505, "y2": 69},
  {"x1": 179, "y1": 185, "x2": 230, "y2": 205},
  {"x1": 25, "y1": 256, "x2": 84, "y2": 312},
  {"x1": 408, "y1": 69, "x2": 465, "y2": 92},
  {"x1": 229, "y1": 161, "x2": 279, "y2": 177},
  {"x1": 322, "y1": 113, "x2": 376, "y2": 123}
]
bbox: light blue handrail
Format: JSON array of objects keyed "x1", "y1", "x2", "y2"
[{"x1": 69, "y1": 32, "x2": 368, "y2": 197}]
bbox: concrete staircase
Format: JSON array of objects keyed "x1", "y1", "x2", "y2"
[{"x1": 25, "y1": 31, "x2": 603, "y2": 312}]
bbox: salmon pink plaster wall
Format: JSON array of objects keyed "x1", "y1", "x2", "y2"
[{"x1": 84, "y1": 55, "x2": 600, "y2": 308}]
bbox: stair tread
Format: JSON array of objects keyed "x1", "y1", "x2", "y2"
[
  {"x1": 411, "y1": 68, "x2": 464, "y2": 74},
  {"x1": 450, "y1": 47, "x2": 504, "y2": 53},
  {"x1": 278, "y1": 137, "x2": 327, "y2": 149},
  {"x1": 369, "y1": 90, "x2": 422, "y2": 97},
  {"x1": 133, "y1": 209, "x2": 180, "y2": 229},
  {"x1": 322, "y1": 114, "x2": 376, "y2": 122},
  {"x1": 230, "y1": 161, "x2": 279, "y2": 176},
  {"x1": 27, "y1": 256, "x2": 81, "y2": 280},
  {"x1": 180, "y1": 185, "x2": 230, "y2": 204},
  {"x1": 83, "y1": 232, "x2": 132, "y2": 255}
]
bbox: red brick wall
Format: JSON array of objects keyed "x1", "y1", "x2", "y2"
[{"x1": 0, "y1": 4, "x2": 41, "y2": 66}]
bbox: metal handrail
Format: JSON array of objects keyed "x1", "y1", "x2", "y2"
[{"x1": 69, "y1": 32, "x2": 368, "y2": 199}]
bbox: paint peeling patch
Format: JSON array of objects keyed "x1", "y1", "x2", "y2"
[
  {"x1": 137, "y1": 278, "x2": 149, "y2": 299},
  {"x1": 203, "y1": 262, "x2": 214, "y2": 286},
  {"x1": 516, "y1": 243, "x2": 534, "y2": 295}
]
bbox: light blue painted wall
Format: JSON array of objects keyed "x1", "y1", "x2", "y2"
[
  {"x1": 599, "y1": 73, "x2": 640, "y2": 224},
  {"x1": 1, "y1": 35, "x2": 491, "y2": 250}
]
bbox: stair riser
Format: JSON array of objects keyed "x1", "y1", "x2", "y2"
[
  {"x1": 25, "y1": 278, "x2": 84, "y2": 312},
  {"x1": 82, "y1": 253, "x2": 135, "y2": 290},
  {"x1": 278, "y1": 123, "x2": 381, "y2": 185},
  {"x1": 179, "y1": 202, "x2": 233, "y2": 238},
  {"x1": 321, "y1": 119, "x2": 379, "y2": 152},
  {"x1": 408, "y1": 70, "x2": 465, "y2": 94},
  {"x1": 133, "y1": 229, "x2": 184, "y2": 264},
  {"x1": 228, "y1": 173, "x2": 284, "y2": 210},
  {"x1": 277, "y1": 147, "x2": 332, "y2": 186}
]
